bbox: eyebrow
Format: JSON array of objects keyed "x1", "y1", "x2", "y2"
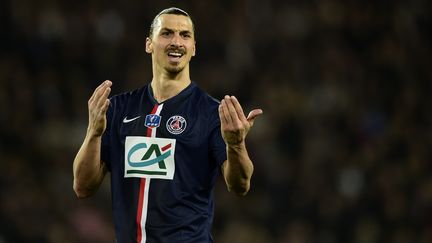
[{"x1": 160, "y1": 28, "x2": 193, "y2": 35}]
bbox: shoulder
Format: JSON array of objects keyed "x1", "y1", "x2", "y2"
[
  {"x1": 109, "y1": 85, "x2": 148, "y2": 108},
  {"x1": 189, "y1": 84, "x2": 221, "y2": 125},
  {"x1": 191, "y1": 84, "x2": 221, "y2": 109},
  {"x1": 106, "y1": 85, "x2": 149, "y2": 123}
]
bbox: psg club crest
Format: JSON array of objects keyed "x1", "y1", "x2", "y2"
[
  {"x1": 166, "y1": 115, "x2": 187, "y2": 135},
  {"x1": 145, "y1": 114, "x2": 161, "y2": 128}
]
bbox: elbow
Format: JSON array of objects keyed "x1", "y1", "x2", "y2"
[
  {"x1": 223, "y1": 162, "x2": 253, "y2": 196},
  {"x1": 227, "y1": 182, "x2": 250, "y2": 196},
  {"x1": 73, "y1": 181, "x2": 95, "y2": 199}
]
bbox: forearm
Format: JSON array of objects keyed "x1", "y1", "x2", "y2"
[
  {"x1": 73, "y1": 133, "x2": 106, "y2": 198},
  {"x1": 218, "y1": 95, "x2": 262, "y2": 196},
  {"x1": 224, "y1": 142, "x2": 254, "y2": 196}
]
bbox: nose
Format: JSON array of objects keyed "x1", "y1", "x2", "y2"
[{"x1": 170, "y1": 33, "x2": 183, "y2": 47}]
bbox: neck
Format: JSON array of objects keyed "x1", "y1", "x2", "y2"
[{"x1": 151, "y1": 65, "x2": 191, "y2": 103}]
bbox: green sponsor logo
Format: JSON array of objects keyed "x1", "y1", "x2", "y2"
[{"x1": 126, "y1": 142, "x2": 172, "y2": 175}]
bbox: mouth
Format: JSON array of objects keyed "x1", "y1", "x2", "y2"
[
  {"x1": 167, "y1": 52, "x2": 184, "y2": 61},
  {"x1": 166, "y1": 48, "x2": 185, "y2": 62}
]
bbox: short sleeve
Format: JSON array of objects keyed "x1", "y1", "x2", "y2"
[{"x1": 209, "y1": 110, "x2": 227, "y2": 167}]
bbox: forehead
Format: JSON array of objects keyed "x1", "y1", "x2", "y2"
[{"x1": 154, "y1": 14, "x2": 194, "y2": 33}]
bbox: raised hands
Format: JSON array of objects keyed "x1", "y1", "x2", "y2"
[
  {"x1": 87, "y1": 80, "x2": 112, "y2": 137},
  {"x1": 218, "y1": 95, "x2": 263, "y2": 146}
]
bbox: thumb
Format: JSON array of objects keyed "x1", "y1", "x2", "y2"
[{"x1": 246, "y1": 109, "x2": 263, "y2": 126}]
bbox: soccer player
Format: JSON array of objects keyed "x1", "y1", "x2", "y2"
[{"x1": 73, "y1": 7, "x2": 262, "y2": 243}]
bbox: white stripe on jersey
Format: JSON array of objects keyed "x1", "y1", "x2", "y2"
[{"x1": 139, "y1": 103, "x2": 164, "y2": 243}]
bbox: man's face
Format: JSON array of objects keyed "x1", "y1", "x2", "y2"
[{"x1": 146, "y1": 14, "x2": 196, "y2": 74}]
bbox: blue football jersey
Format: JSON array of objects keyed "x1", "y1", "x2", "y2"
[{"x1": 101, "y1": 82, "x2": 227, "y2": 243}]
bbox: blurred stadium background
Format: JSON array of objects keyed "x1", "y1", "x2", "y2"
[{"x1": 0, "y1": 0, "x2": 431, "y2": 242}]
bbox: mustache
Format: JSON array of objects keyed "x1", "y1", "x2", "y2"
[{"x1": 165, "y1": 46, "x2": 186, "y2": 55}]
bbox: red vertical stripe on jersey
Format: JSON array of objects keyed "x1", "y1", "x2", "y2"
[
  {"x1": 136, "y1": 178, "x2": 146, "y2": 243},
  {"x1": 137, "y1": 104, "x2": 159, "y2": 243}
]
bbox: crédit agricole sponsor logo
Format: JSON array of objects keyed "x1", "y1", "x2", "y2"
[{"x1": 124, "y1": 136, "x2": 175, "y2": 179}]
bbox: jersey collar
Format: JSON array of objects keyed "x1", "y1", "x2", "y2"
[{"x1": 147, "y1": 81, "x2": 196, "y2": 105}]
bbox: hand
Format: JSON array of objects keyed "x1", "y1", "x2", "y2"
[
  {"x1": 87, "y1": 80, "x2": 112, "y2": 137},
  {"x1": 218, "y1": 95, "x2": 263, "y2": 146}
]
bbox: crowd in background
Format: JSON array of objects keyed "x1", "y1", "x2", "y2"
[{"x1": 0, "y1": 0, "x2": 431, "y2": 242}]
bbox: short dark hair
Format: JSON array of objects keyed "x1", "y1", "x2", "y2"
[{"x1": 149, "y1": 7, "x2": 195, "y2": 38}]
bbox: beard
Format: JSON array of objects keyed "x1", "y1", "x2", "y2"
[{"x1": 165, "y1": 63, "x2": 185, "y2": 74}]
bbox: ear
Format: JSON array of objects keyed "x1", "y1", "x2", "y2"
[
  {"x1": 192, "y1": 41, "x2": 196, "y2": 57},
  {"x1": 145, "y1": 37, "x2": 153, "y2": 53}
]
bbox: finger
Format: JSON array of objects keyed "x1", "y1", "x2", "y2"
[
  {"x1": 221, "y1": 99, "x2": 233, "y2": 125},
  {"x1": 218, "y1": 102, "x2": 228, "y2": 126},
  {"x1": 96, "y1": 86, "x2": 111, "y2": 110},
  {"x1": 246, "y1": 109, "x2": 263, "y2": 126},
  {"x1": 89, "y1": 80, "x2": 109, "y2": 102},
  {"x1": 95, "y1": 80, "x2": 111, "y2": 94},
  {"x1": 224, "y1": 96, "x2": 241, "y2": 125},
  {"x1": 230, "y1": 96, "x2": 247, "y2": 122},
  {"x1": 90, "y1": 80, "x2": 112, "y2": 104},
  {"x1": 93, "y1": 80, "x2": 112, "y2": 106},
  {"x1": 99, "y1": 99, "x2": 110, "y2": 116}
]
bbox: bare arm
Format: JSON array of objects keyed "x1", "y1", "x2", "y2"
[
  {"x1": 219, "y1": 95, "x2": 262, "y2": 196},
  {"x1": 73, "y1": 80, "x2": 112, "y2": 198}
]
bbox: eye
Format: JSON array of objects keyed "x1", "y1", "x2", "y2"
[
  {"x1": 161, "y1": 31, "x2": 171, "y2": 37},
  {"x1": 182, "y1": 33, "x2": 192, "y2": 39}
]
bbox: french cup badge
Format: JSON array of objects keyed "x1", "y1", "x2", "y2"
[
  {"x1": 166, "y1": 115, "x2": 187, "y2": 135},
  {"x1": 145, "y1": 114, "x2": 161, "y2": 128}
]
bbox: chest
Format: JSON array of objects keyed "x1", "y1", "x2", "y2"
[
  {"x1": 116, "y1": 101, "x2": 209, "y2": 148},
  {"x1": 111, "y1": 99, "x2": 216, "y2": 185}
]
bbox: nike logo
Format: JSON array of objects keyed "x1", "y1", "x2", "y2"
[{"x1": 123, "y1": 116, "x2": 141, "y2": 123}]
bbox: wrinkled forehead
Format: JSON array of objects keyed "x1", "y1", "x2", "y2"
[{"x1": 153, "y1": 14, "x2": 194, "y2": 34}]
